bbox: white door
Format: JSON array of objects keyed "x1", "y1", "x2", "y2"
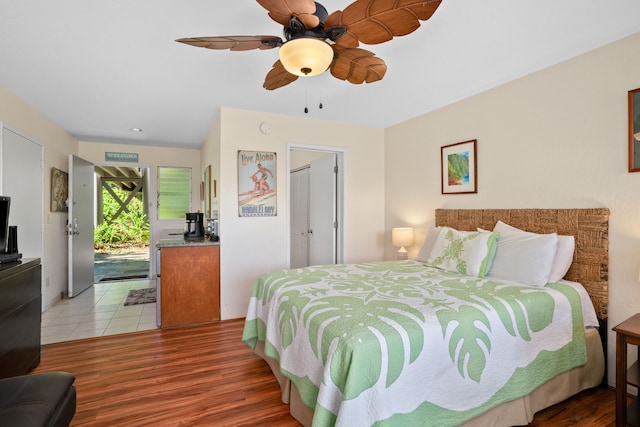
[
  {"x1": 68, "y1": 155, "x2": 95, "y2": 297},
  {"x1": 1, "y1": 126, "x2": 43, "y2": 259},
  {"x1": 309, "y1": 154, "x2": 337, "y2": 265},
  {"x1": 290, "y1": 167, "x2": 309, "y2": 268}
]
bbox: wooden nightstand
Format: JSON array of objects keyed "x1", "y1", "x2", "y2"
[{"x1": 613, "y1": 313, "x2": 640, "y2": 426}]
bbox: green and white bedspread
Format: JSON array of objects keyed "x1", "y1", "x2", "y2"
[{"x1": 242, "y1": 260, "x2": 587, "y2": 427}]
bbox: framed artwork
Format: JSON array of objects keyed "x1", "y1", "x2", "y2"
[
  {"x1": 51, "y1": 167, "x2": 69, "y2": 212},
  {"x1": 238, "y1": 150, "x2": 277, "y2": 217},
  {"x1": 441, "y1": 139, "x2": 477, "y2": 194},
  {"x1": 628, "y1": 88, "x2": 640, "y2": 172}
]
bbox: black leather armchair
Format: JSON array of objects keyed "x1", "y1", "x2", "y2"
[{"x1": 0, "y1": 372, "x2": 76, "y2": 427}]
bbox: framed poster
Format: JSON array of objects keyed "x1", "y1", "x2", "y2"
[
  {"x1": 238, "y1": 150, "x2": 277, "y2": 217},
  {"x1": 441, "y1": 139, "x2": 477, "y2": 194},
  {"x1": 51, "y1": 167, "x2": 69, "y2": 212}
]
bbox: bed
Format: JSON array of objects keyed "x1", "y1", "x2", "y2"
[{"x1": 242, "y1": 208, "x2": 609, "y2": 426}]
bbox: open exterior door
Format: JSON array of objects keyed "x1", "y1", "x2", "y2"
[{"x1": 68, "y1": 155, "x2": 95, "y2": 297}]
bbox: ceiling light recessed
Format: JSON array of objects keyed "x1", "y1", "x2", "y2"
[{"x1": 131, "y1": 127, "x2": 143, "y2": 132}]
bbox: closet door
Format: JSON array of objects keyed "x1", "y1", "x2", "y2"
[
  {"x1": 1, "y1": 126, "x2": 43, "y2": 259},
  {"x1": 309, "y1": 154, "x2": 337, "y2": 266},
  {"x1": 290, "y1": 167, "x2": 309, "y2": 268}
]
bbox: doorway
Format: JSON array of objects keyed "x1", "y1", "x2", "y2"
[
  {"x1": 43, "y1": 161, "x2": 157, "y2": 344},
  {"x1": 289, "y1": 146, "x2": 344, "y2": 268},
  {"x1": 93, "y1": 165, "x2": 151, "y2": 283}
]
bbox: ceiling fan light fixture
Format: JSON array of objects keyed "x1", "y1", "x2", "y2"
[{"x1": 279, "y1": 38, "x2": 333, "y2": 77}]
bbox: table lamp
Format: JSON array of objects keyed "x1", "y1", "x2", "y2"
[{"x1": 392, "y1": 227, "x2": 414, "y2": 260}]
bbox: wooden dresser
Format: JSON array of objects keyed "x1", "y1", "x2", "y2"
[{"x1": 0, "y1": 258, "x2": 42, "y2": 378}]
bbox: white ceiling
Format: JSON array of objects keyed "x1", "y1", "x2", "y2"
[{"x1": 0, "y1": 1, "x2": 639, "y2": 149}]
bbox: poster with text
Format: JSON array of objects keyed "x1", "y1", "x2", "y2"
[{"x1": 238, "y1": 150, "x2": 277, "y2": 217}]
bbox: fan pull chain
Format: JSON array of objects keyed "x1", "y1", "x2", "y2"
[{"x1": 302, "y1": 91, "x2": 324, "y2": 114}]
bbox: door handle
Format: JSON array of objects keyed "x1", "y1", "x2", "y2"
[{"x1": 68, "y1": 218, "x2": 79, "y2": 236}]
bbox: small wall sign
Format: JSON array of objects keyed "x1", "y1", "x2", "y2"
[{"x1": 105, "y1": 152, "x2": 139, "y2": 162}]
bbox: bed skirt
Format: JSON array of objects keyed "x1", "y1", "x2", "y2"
[{"x1": 253, "y1": 328, "x2": 604, "y2": 427}]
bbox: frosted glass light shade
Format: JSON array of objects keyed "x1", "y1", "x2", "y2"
[{"x1": 279, "y1": 38, "x2": 333, "y2": 77}]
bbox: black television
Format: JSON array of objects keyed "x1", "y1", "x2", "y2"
[{"x1": 0, "y1": 196, "x2": 10, "y2": 254}]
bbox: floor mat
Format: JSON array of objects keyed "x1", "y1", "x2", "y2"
[{"x1": 123, "y1": 288, "x2": 156, "y2": 306}]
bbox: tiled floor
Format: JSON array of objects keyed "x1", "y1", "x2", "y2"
[{"x1": 41, "y1": 280, "x2": 158, "y2": 344}]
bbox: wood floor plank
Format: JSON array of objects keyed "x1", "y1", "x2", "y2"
[{"x1": 33, "y1": 319, "x2": 615, "y2": 426}]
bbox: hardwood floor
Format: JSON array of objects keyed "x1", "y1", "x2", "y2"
[{"x1": 34, "y1": 319, "x2": 616, "y2": 426}]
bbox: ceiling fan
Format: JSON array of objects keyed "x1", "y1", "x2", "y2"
[{"x1": 176, "y1": 0, "x2": 442, "y2": 90}]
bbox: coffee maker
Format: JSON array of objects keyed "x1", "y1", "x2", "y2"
[{"x1": 184, "y1": 212, "x2": 204, "y2": 239}]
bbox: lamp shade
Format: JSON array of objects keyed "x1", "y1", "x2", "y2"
[
  {"x1": 279, "y1": 38, "x2": 334, "y2": 77},
  {"x1": 392, "y1": 227, "x2": 414, "y2": 248}
]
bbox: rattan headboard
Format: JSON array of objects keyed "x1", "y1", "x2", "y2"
[{"x1": 435, "y1": 208, "x2": 610, "y2": 319}]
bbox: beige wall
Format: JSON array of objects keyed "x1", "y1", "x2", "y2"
[
  {"x1": 384, "y1": 31, "x2": 640, "y2": 385},
  {"x1": 202, "y1": 107, "x2": 385, "y2": 319},
  {"x1": 0, "y1": 84, "x2": 78, "y2": 310}
]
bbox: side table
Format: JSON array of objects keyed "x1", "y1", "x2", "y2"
[{"x1": 613, "y1": 313, "x2": 640, "y2": 426}]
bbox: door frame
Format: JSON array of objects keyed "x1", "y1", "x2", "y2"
[{"x1": 287, "y1": 144, "x2": 345, "y2": 266}]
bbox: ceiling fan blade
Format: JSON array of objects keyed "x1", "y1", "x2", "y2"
[
  {"x1": 325, "y1": 0, "x2": 442, "y2": 47},
  {"x1": 330, "y1": 46, "x2": 387, "y2": 84},
  {"x1": 324, "y1": 12, "x2": 359, "y2": 47},
  {"x1": 176, "y1": 36, "x2": 282, "y2": 51},
  {"x1": 263, "y1": 60, "x2": 299, "y2": 90},
  {"x1": 257, "y1": 0, "x2": 319, "y2": 29}
]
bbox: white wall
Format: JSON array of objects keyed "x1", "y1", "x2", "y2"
[
  {"x1": 384, "y1": 31, "x2": 640, "y2": 385},
  {"x1": 202, "y1": 108, "x2": 386, "y2": 319}
]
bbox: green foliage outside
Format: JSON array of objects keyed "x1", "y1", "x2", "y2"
[{"x1": 94, "y1": 184, "x2": 149, "y2": 252}]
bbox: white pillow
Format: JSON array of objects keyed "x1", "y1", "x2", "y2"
[
  {"x1": 493, "y1": 221, "x2": 575, "y2": 283},
  {"x1": 426, "y1": 227, "x2": 498, "y2": 278},
  {"x1": 489, "y1": 221, "x2": 558, "y2": 286},
  {"x1": 548, "y1": 235, "x2": 575, "y2": 282},
  {"x1": 415, "y1": 226, "x2": 441, "y2": 262}
]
